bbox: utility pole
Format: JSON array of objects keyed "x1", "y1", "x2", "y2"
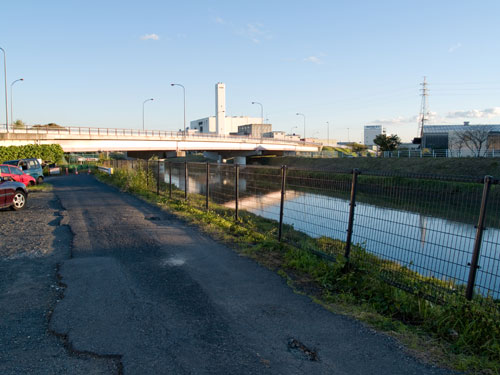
[{"x1": 418, "y1": 77, "x2": 429, "y2": 141}]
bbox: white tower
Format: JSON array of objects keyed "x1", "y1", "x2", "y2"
[{"x1": 215, "y1": 83, "x2": 226, "y2": 135}]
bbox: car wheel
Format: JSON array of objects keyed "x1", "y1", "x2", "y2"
[
  {"x1": 37, "y1": 176, "x2": 44, "y2": 185},
  {"x1": 11, "y1": 190, "x2": 26, "y2": 211},
  {"x1": 29, "y1": 180, "x2": 35, "y2": 186}
]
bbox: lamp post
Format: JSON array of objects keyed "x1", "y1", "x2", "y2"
[
  {"x1": 291, "y1": 125, "x2": 298, "y2": 135},
  {"x1": 296, "y1": 113, "x2": 306, "y2": 139},
  {"x1": 10, "y1": 78, "x2": 23, "y2": 128},
  {"x1": 142, "y1": 98, "x2": 154, "y2": 131},
  {"x1": 251, "y1": 101, "x2": 263, "y2": 124},
  {"x1": 0, "y1": 47, "x2": 8, "y2": 133},
  {"x1": 171, "y1": 83, "x2": 186, "y2": 134},
  {"x1": 326, "y1": 121, "x2": 330, "y2": 146}
]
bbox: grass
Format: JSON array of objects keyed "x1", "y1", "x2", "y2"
[
  {"x1": 96, "y1": 167, "x2": 500, "y2": 374},
  {"x1": 28, "y1": 182, "x2": 53, "y2": 192}
]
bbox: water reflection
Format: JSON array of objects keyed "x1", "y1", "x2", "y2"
[{"x1": 164, "y1": 168, "x2": 499, "y2": 298}]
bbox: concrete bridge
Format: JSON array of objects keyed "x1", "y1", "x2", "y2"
[{"x1": 0, "y1": 126, "x2": 321, "y2": 161}]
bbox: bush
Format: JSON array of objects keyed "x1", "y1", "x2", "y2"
[{"x1": 0, "y1": 144, "x2": 64, "y2": 164}]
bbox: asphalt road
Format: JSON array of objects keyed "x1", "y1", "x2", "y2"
[{"x1": 2, "y1": 175, "x2": 456, "y2": 374}]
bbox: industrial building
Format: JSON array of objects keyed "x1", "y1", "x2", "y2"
[
  {"x1": 234, "y1": 124, "x2": 272, "y2": 138},
  {"x1": 364, "y1": 125, "x2": 382, "y2": 146},
  {"x1": 422, "y1": 122, "x2": 500, "y2": 154},
  {"x1": 190, "y1": 83, "x2": 264, "y2": 136}
]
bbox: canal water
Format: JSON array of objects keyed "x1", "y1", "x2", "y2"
[{"x1": 165, "y1": 168, "x2": 499, "y2": 298}]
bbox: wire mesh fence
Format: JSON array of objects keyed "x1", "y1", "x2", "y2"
[{"x1": 103, "y1": 159, "x2": 499, "y2": 307}]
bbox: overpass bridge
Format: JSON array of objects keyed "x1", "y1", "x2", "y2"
[{"x1": 0, "y1": 126, "x2": 321, "y2": 161}]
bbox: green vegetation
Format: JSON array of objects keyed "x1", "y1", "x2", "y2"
[
  {"x1": 0, "y1": 144, "x2": 64, "y2": 164},
  {"x1": 96, "y1": 166, "x2": 499, "y2": 374},
  {"x1": 374, "y1": 133, "x2": 402, "y2": 151},
  {"x1": 28, "y1": 183, "x2": 53, "y2": 192},
  {"x1": 12, "y1": 119, "x2": 26, "y2": 130},
  {"x1": 254, "y1": 155, "x2": 500, "y2": 178}
]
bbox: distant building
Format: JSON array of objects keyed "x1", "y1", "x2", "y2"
[
  {"x1": 235, "y1": 124, "x2": 272, "y2": 138},
  {"x1": 263, "y1": 130, "x2": 286, "y2": 139},
  {"x1": 422, "y1": 122, "x2": 500, "y2": 153},
  {"x1": 364, "y1": 125, "x2": 382, "y2": 146},
  {"x1": 189, "y1": 83, "x2": 264, "y2": 135}
]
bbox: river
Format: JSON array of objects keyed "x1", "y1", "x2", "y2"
[{"x1": 163, "y1": 166, "x2": 499, "y2": 299}]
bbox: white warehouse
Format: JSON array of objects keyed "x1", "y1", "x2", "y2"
[{"x1": 190, "y1": 83, "x2": 263, "y2": 135}]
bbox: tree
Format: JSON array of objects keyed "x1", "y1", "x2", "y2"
[
  {"x1": 348, "y1": 142, "x2": 368, "y2": 152},
  {"x1": 13, "y1": 119, "x2": 25, "y2": 129},
  {"x1": 373, "y1": 133, "x2": 401, "y2": 152},
  {"x1": 452, "y1": 126, "x2": 490, "y2": 157}
]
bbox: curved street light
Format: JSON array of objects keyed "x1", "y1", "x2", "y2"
[
  {"x1": 142, "y1": 98, "x2": 154, "y2": 131},
  {"x1": 251, "y1": 101, "x2": 263, "y2": 124},
  {"x1": 291, "y1": 125, "x2": 298, "y2": 135},
  {"x1": 10, "y1": 78, "x2": 24, "y2": 128},
  {"x1": 296, "y1": 113, "x2": 306, "y2": 139},
  {"x1": 0, "y1": 47, "x2": 8, "y2": 132},
  {"x1": 171, "y1": 83, "x2": 186, "y2": 134}
]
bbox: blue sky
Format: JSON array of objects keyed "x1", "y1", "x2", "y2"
[{"x1": 2, "y1": 0, "x2": 500, "y2": 142}]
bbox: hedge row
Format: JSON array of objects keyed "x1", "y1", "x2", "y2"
[{"x1": 0, "y1": 144, "x2": 64, "y2": 164}]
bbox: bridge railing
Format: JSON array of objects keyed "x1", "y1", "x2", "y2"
[{"x1": 2, "y1": 125, "x2": 320, "y2": 147}]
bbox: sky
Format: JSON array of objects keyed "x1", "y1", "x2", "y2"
[{"x1": 2, "y1": 0, "x2": 500, "y2": 143}]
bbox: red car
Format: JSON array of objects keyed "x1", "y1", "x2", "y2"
[
  {"x1": 0, "y1": 164, "x2": 37, "y2": 187},
  {"x1": 0, "y1": 176, "x2": 28, "y2": 210}
]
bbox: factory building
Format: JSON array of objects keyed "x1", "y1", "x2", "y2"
[{"x1": 190, "y1": 83, "x2": 264, "y2": 136}]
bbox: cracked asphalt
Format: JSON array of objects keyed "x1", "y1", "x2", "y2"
[{"x1": 1, "y1": 175, "x2": 456, "y2": 374}]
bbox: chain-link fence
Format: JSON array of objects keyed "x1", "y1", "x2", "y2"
[{"x1": 105, "y1": 159, "x2": 499, "y2": 307}]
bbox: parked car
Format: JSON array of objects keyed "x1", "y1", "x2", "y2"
[
  {"x1": 0, "y1": 176, "x2": 28, "y2": 210},
  {"x1": 0, "y1": 164, "x2": 37, "y2": 186},
  {"x1": 3, "y1": 158, "x2": 44, "y2": 184}
]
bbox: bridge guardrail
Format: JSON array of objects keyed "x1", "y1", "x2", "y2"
[{"x1": 1, "y1": 125, "x2": 320, "y2": 147}]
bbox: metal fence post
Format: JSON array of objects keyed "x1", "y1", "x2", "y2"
[
  {"x1": 184, "y1": 162, "x2": 188, "y2": 200},
  {"x1": 205, "y1": 162, "x2": 210, "y2": 210},
  {"x1": 235, "y1": 164, "x2": 239, "y2": 221},
  {"x1": 344, "y1": 169, "x2": 360, "y2": 260},
  {"x1": 156, "y1": 160, "x2": 160, "y2": 195},
  {"x1": 466, "y1": 175, "x2": 493, "y2": 300},
  {"x1": 168, "y1": 162, "x2": 172, "y2": 199},
  {"x1": 278, "y1": 165, "x2": 287, "y2": 242}
]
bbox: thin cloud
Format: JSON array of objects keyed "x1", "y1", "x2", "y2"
[
  {"x1": 240, "y1": 23, "x2": 271, "y2": 44},
  {"x1": 141, "y1": 33, "x2": 160, "y2": 41},
  {"x1": 448, "y1": 43, "x2": 462, "y2": 53},
  {"x1": 303, "y1": 56, "x2": 324, "y2": 65},
  {"x1": 446, "y1": 107, "x2": 500, "y2": 119},
  {"x1": 215, "y1": 16, "x2": 225, "y2": 24}
]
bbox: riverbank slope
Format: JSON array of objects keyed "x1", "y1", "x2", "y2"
[{"x1": 251, "y1": 156, "x2": 500, "y2": 177}]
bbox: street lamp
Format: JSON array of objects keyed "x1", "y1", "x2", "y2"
[
  {"x1": 291, "y1": 125, "x2": 298, "y2": 135},
  {"x1": 171, "y1": 83, "x2": 186, "y2": 134},
  {"x1": 142, "y1": 98, "x2": 154, "y2": 131},
  {"x1": 251, "y1": 101, "x2": 263, "y2": 124},
  {"x1": 326, "y1": 121, "x2": 330, "y2": 146},
  {"x1": 296, "y1": 113, "x2": 306, "y2": 139},
  {"x1": 0, "y1": 47, "x2": 8, "y2": 133},
  {"x1": 10, "y1": 78, "x2": 24, "y2": 128}
]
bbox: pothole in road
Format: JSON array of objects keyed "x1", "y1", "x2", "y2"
[
  {"x1": 287, "y1": 338, "x2": 319, "y2": 361},
  {"x1": 145, "y1": 216, "x2": 162, "y2": 221}
]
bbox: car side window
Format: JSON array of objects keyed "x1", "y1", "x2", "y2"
[
  {"x1": 0, "y1": 165, "x2": 9, "y2": 174},
  {"x1": 19, "y1": 162, "x2": 28, "y2": 170},
  {"x1": 10, "y1": 167, "x2": 23, "y2": 175},
  {"x1": 28, "y1": 160, "x2": 37, "y2": 169}
]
